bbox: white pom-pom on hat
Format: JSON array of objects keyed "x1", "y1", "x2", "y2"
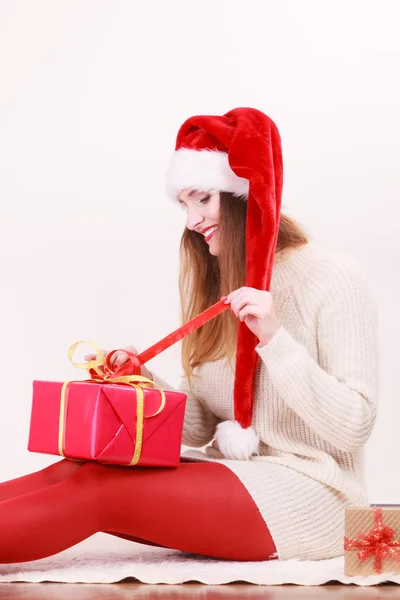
[{"x1": 215, "y1": 420, "x2": 259, "y2": 460}]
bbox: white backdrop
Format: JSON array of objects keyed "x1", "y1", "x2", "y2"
[{"x1": 0, "y1": 0, "x2": 399, "y2": 503}]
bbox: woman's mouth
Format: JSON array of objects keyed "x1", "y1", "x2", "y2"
[{"x1": 203, "y1": 226, "x2": 218, "y2": 243}]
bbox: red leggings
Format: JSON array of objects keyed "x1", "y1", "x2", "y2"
[{"x1": 0, "y1": 459, "x2": 277, "y2": 563}]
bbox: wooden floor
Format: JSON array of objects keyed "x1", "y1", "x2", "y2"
[{"x1": 0, "y1": 583, "x2": 399, "y2": 599}]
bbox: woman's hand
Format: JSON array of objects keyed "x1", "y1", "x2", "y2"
[
  {"x1": 84, "y1": 345, "x2": 153, "y2": 380},
  {"x1": 223, "y1": 287, "x2": 280, "y2": 346}
]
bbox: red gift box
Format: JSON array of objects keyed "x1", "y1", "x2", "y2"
[
  {"x1": 28, "y1": 299, "x2": 230, "y2": 468},
  {"x1": 28, "y1": 379, "x2": 186, "y2": 467}
]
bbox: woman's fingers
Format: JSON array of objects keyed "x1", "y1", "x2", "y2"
[
  {"x1": 113, "y1": 346, "x2": 139, "y2": 367},
  {"x1": 124, "y1": 345, "x2": 138, "y2": 354},
  {"x1": 84, "y1": 346, "x2": 139, "y2": 366},
  {"x1": 84, "y1": 349, "x2": 107, "y2": 362},
  {"x1": 113, "y1": 350, "x2": 129, "y2": 367}
]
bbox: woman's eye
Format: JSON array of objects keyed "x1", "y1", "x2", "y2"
[{"x1": 199, "y1": 194, "x2": 211, "y2": 204}]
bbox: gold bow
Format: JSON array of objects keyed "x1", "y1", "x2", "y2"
[{"x1": 58, "y1": 340, "x2": 166, "y2": 466}]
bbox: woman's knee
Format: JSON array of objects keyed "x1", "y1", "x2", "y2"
[
  {"x1": 40, "y1": 459, "x2": 84, "y2": 486},
  {"x1": 68, "y1": 462, "x2": 114, "y2": 496}
]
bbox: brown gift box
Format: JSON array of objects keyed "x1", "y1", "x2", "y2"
[{"x1": 344, "y1": 505, "x2": 400, "y2": 576}]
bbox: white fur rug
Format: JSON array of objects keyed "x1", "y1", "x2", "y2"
[{"x1": 0, "y1": 533, "x2": 399, "y2": 586}]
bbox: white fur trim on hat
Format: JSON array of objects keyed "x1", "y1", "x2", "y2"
[
  {"x1": 215, "y1": 420, "x2": 259, "y2": 460},
  {"x1": 166, "y1": 149, "x2": 249, "y2": 200}
]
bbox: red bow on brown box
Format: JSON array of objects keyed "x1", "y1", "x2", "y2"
[{"x1": 344, "y1": 506, "x2": 400, "y2": 576}]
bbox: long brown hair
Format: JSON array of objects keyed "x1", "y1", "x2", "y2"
[{"x1": 179, "y1": 192, "x2": 309, "y2": 381}]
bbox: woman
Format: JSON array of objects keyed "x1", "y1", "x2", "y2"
[{"x1": 0, "y1": 108, "x2": 378, "y2": 564}]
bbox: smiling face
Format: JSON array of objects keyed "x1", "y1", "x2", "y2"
[{"x1": 178, "y1": 189, "x2": 221, "y2": 256}]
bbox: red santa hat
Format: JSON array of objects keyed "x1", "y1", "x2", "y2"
[{"x1": 166, "y1": 107, "x2": 283, "y2": 460}]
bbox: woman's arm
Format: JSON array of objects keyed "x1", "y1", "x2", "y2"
[
  {"x1": 256, "y1": 261, "x2": 379, "y2": 453},
  {"x1": 147, "y1": 371, "x2": 219, "y2": 448}
]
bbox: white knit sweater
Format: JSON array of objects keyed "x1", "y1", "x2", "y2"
[{"x1": 151, "y1": 241, "x2": 379, "y2": 560}]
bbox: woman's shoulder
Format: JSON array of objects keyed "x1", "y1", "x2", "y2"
[
  {"x1": 274, "y1": 241, "x2": 373, "y2": 300},
  {"x1": 305, "y1": 241, "x2": 366, "y2": 276}
]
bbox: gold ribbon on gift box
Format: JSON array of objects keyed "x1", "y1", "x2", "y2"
[{"x1": 58, "y1": 341, "x2": 166, "y2": 466}]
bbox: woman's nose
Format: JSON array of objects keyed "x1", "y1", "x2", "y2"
[{"x1": 186, "y1": 209, "x2": 203, "y2": 231}]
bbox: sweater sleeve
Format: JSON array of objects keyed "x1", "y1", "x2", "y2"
[
  {"x1": 147, "y1": 371, "x2": 219, "y2": 448},
  {"x1": 256, "y1": 260, "x2": 379, "y2": 453}
]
